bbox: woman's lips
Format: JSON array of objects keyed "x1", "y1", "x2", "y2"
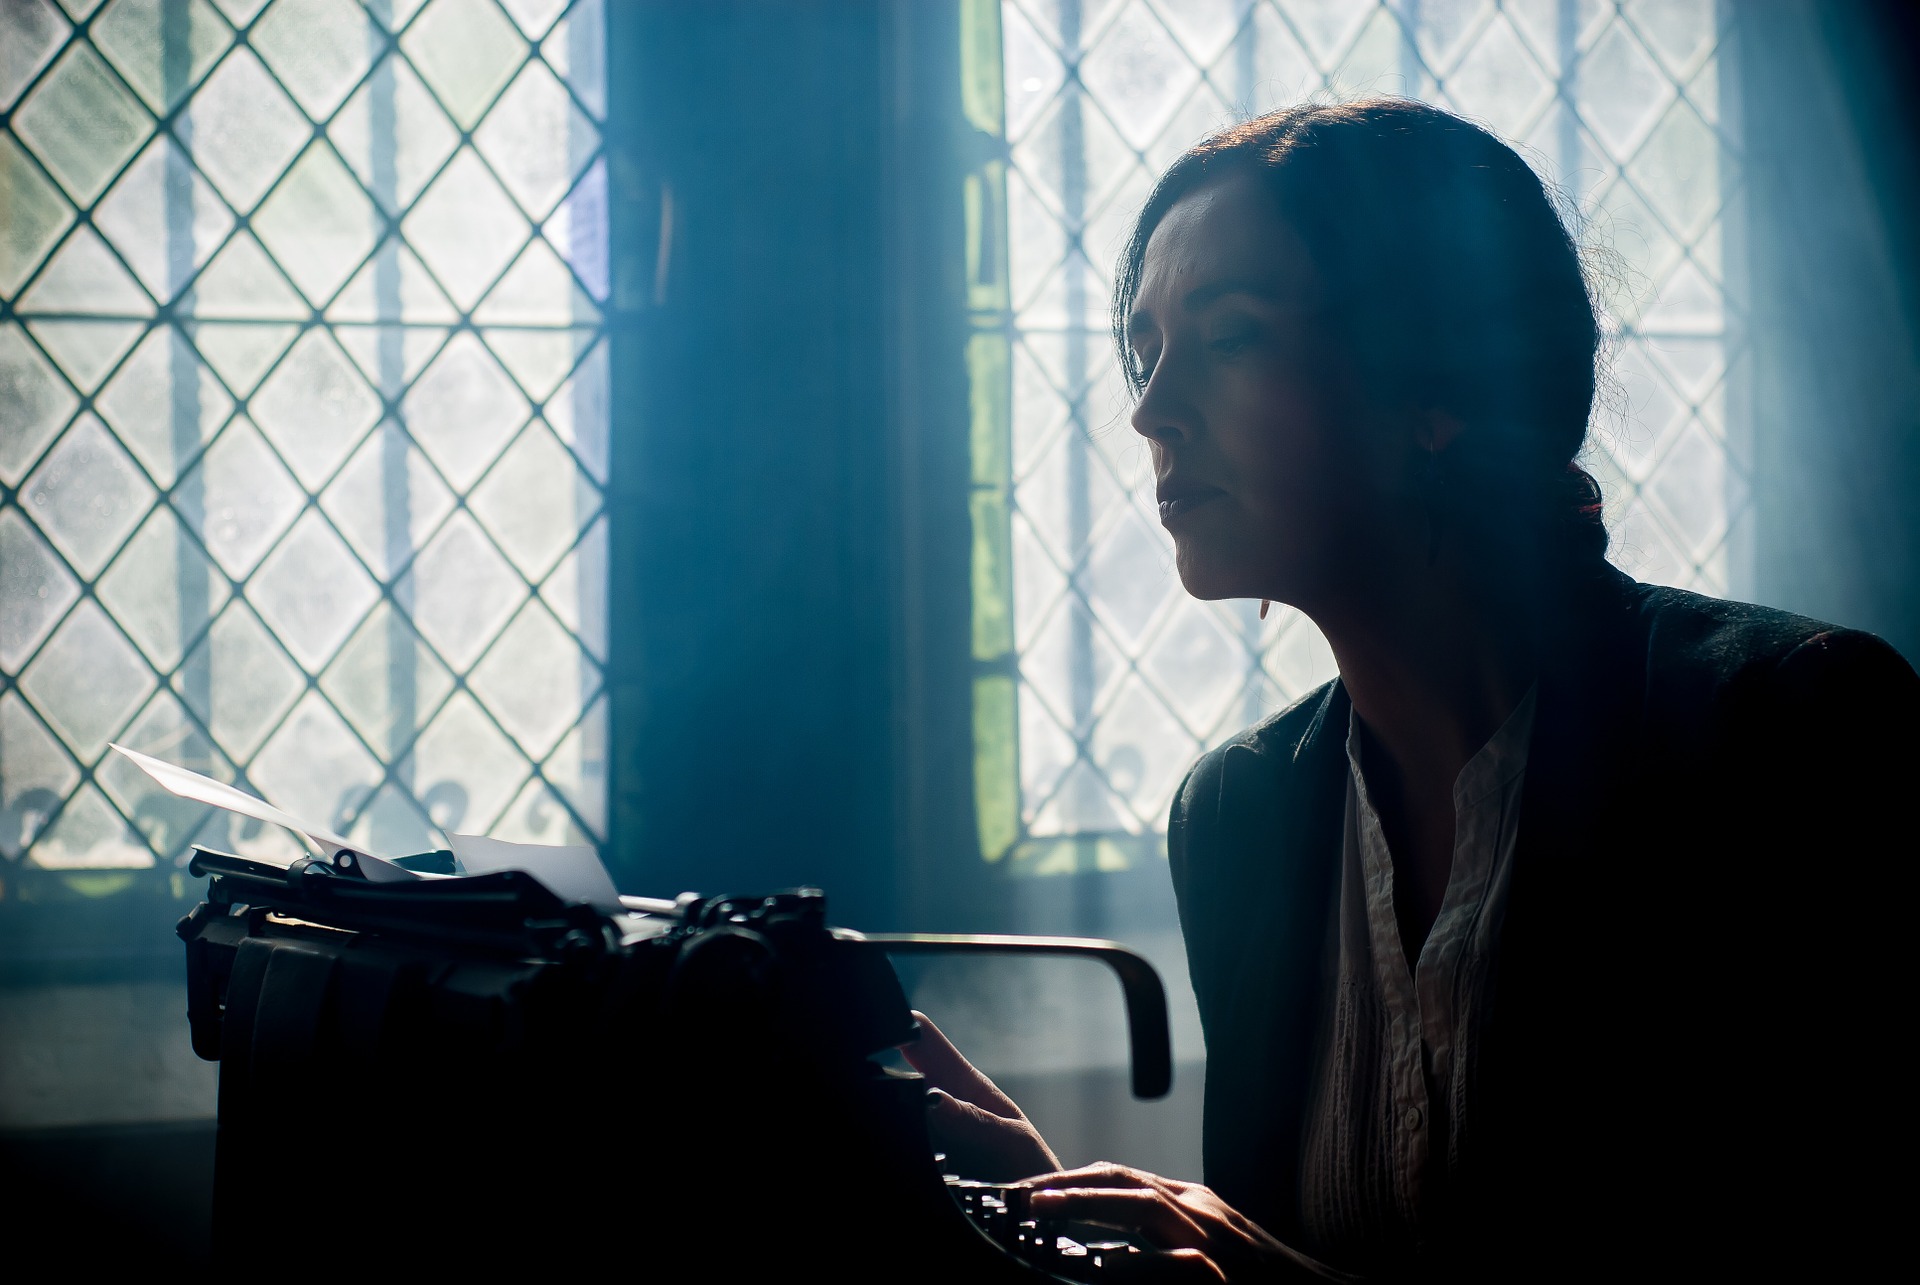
[{"x1": 1158, "y1": 488, "x2": 1224, "y2": 523}]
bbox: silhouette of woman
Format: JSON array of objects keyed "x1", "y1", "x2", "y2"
[{"x1": 907, "y1": 99, "x2": 1917, "y2": 1282}]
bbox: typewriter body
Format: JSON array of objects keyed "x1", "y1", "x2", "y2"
[{"x1": 178, "y1": 848, "x2": 1172, "y2": 1280}]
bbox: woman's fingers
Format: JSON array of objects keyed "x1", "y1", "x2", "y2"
[
  {"x1": 1026, "y1": 1162, "x2": 1177, "y2": 1193},
  {"x1": 926, "y1": 1088, "x2": 1059, "y2": 1181},
  {"x1": 1029, "y1": 1187, "x2": 1209, "y2": 1250},
  {"x1": 1104, "y1": 1248, "x2": 1227, "y2": 1284},
  {"x1": 900, "y1": 1011, "x2": 1021, "y2": 1117}
]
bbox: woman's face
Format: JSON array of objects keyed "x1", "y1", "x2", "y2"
[{"x1": 1127, "y1": 172, "x2": 1417, "y2": 610}]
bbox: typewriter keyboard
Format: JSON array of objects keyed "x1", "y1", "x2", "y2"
[{"x1": 946, "y1": 1179, "x2": 1142, "y2": 1280}]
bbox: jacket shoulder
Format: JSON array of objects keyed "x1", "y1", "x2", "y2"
[
  {"x1": 1171, "y1": 681, "x2": 1336, "y2": 833},
  {"x1": 1629, "y1": 582, "x2": 1917, "y2": 702}
]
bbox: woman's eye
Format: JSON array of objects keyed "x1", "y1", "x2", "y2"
[{"x1": 1209, "y1": 329, "x2": 1257, "y2": 355}]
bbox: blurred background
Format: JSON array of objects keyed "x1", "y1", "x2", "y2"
[{"x1": 3, "y1": 0, "x2": 1915, "y2": 1262}]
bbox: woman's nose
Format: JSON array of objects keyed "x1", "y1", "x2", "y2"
[{"x1": 1130, "y1": 370, "x2": 1191, "y2": 445}]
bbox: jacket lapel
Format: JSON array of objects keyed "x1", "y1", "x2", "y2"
[{"x1": 1202, "y1": 680, "x2": 1350, "y2": 1235}]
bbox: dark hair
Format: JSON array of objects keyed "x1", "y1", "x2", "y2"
[{"x1": 1113, "y1": 98, "x2": 1609, "y2": 567}]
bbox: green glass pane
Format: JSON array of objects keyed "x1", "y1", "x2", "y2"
[
  {"x1": 250, "y1": 141, "x2": 383, "y2": 307},
  {"x1": 188, "y1": 320, "x2": 300, "y2": 397},
  {"x1": 472, "y1": 59, "x2": 595, "y2": 220},
  {"x1": 92, "y1": 135, "x2": 234, "y2": 303},
  {"x1": 246, "y1": 510, "x2": 381, "y2": 673},
  {"x1": 972, "y1": 673, "x2": 1018, "y2": 862},
  {"x1": 0, "y1": 0, "x2": 70, "y2": 113},
  {"x1": 967, "y1": 330, "x2": 1011, "y2": 487},
  {"x1": 964, "y1": 163, "x2": 1009, "y2": 314},
  {"x1": 497, "y1": 0, "x2": 565, "y2": 41},
  {"x1": 400, "y1": 331, "x2": 528, "y2": 489},
  {"x1": 0, "y1": 507, "x2": 83, "y2": 670},
  {"x1": 397, "y1": 511, "x2": 526, "y2": 671},
  {"x1": 23, "y1": 318, "x2": 145, "y2": 393},
  {"x1": 11, "y1": 41, "x2": 153, "y2": 205},
  {"x1": 969, "y1": 488, "x2": 1014, "y2": 662},
  {"x1": 178, "y1": 47, "x2": 310, "y2": 213},
  {"x1": 0, "y1": 690, "x2": 82, "y2": 859},
  {"x1": 28, "y1": 783, "x2": 153, "y2": 868},
  {"x1": 0, "y1": 322, "x2": 81, "y2": 485},
  {"x1": 475, "y1": 238, "x2": 599, "y2": 326},
  {"x1": 398, "y1": 690, "x2": 530, "y2": 834},
  {"x1": 18, "y1": 599, "x2": 157, "y2": 761},
  {"x1": 467, "y1": 420, "x2": 593, "y2": 579},
  {"x1": 249, "y1": 328, "x2": 382, "y2": 488},
  {"x1": 95, "y1": 504, "x2": 232, "y2": 670},
  {"x1": 400, "y1": 0, "x2": 525, "y2": 131},
  {"x1": 176, "y1": 601, "x2": 305, "y2": 759},
  {"x1": 330, "y1": 53, "x2": 459, "y2": 216},
  {"x1": 401, "y1": 148, "x2": 529, "y2": 311},
  {"x1": 536, "y1": 690, "x2": 605, "y2": 837},
  {"x1": 90, "y1": 0, "x2": 232, "y2": 114},
  {"x1": 178, "y1": 415, "x2": 304, "y2": 576},
  {"x1": 17, "y1": 223, "x2": 156, "y2": 316},
  {"x1": 0, "y1": 135, "x2": 75, "y2": 297},
  {"x1": 959, "y1": 0, "x2": 1005, "y2": 138},
  {"x1": 188, "y1": 232, "x2": 310, "y2": 320},
  {"x1": 95, "y1": 325, "x2": 233, "y2": 488},
  {"x1": 247, "y1": 0, "x2": 381, "y2": 121},
  {"x1": 468, "y1": 599, "x2": 594, "y2": 758},
  {"x1": 318, "y1": 600, "x2": 456, "y2": 760},
  {"x1": 482, "y1": 327, "x2": 589, "y2": 402},
  {"x1": 21, "y1": 412, "x2": 156, "y2": 578}
]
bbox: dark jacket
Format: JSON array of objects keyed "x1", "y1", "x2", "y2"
[{"x1": 1167, "y1": 569, "x2": 1917, "y2": 1279}]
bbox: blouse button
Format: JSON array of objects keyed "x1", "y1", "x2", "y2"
[{"x1": 1405, "y1": 1106, "x2": 1424, "y2": 1131}]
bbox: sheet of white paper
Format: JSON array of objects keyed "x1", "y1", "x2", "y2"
[
  {"x1": 108, "y1": 743, "x2": 355, "y2": 861},
  {"x1": 447, "y1": 834, "x2": 621, "y2": 911},
  {"x1": 344, "y1": 852, "x2": 432, "y2": 882}
]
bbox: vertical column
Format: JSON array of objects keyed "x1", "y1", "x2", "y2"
[
  {"x1": 960, "y1": 0, "x2": 1020, "y2": 868},
  {"x1": 1556, "y1": 0, "x2": 1582, "y2": 199},
  {"x1": 1057, "y1": 0, "x2": 1097, "y2": 843},
  {"x1": 567, "y1": 0, "x2": 606, "y2": 798},
  {"x1": 1232, "y1": 5, "x2": 1266, "y2": 731},
  {"x1": 1233, "y1": 0, "x2": 1259, "y2": 118},
  {"x1": 1398, "y1": 0, "x2": 1425, "y2": 96},
  {"x1": 164, "y1": 0, "x2": 210, "y2": 788},
  {"x1": 366, "y1": 1, "x2": 416, "y2": 797}
]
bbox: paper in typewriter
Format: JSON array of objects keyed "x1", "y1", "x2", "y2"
[
  {"x1": 109, "y1": 744, "x2": 622, "y2": 908},
  {"x1": 445, "y1": 834, "x2": 621, "y2": 912}
]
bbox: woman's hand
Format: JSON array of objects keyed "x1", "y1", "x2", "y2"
[
  {"x1": 1019, "y1": 1164, "x2": 1359, "y2": 1283},
  {"x1": 900, "y1": 1010, "x2": 1061, "y2": 1182}
]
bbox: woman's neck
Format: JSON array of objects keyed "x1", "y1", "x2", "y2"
[{"x1": 1311, "y1": 550, "x2": 1541, "y2": 795}]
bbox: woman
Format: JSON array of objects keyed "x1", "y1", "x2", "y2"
[{"x1": 907, "y1": 99, "x2": 1916, "y2": 1281}]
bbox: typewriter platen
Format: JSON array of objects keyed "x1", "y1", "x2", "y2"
[{"x1": 177, "y1": 848, "x2": 1172, "y2": 1281}]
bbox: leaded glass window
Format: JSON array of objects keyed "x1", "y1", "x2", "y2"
[
  {"x1": 1, "y1": 0, "x2": 609, "y2": 899},
  {"x1": 967, "y1": 0, "x2": 1741, "y2": 869}
]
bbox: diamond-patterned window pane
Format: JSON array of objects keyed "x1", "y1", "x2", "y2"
[
  {"x1": 983, "y1": 0, "x2": 1743, "y2": 854},
  {"x1": 0, "y1": 0, "x2": 610, "y2": 878}
]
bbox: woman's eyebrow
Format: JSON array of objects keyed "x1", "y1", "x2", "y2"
[
  {"x1": 1129, "y1": 279, "x2": 1281, "y2": 338},
  {"x1": 1182, "y1": 279, "x2": 1282, "y2": 311}
]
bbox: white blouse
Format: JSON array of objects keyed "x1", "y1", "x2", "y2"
[{"x1": 1298, "y1": 686, "x2": 1538, "y2": 1270}]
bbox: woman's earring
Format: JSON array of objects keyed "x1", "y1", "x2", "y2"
[{"x1": 1259, "y1": 600, "x2": 1271, "y2": 620}]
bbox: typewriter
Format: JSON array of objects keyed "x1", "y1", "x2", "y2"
[{"x1": 177, "y1": 847, "x2": 1172, "y2": 1280}]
